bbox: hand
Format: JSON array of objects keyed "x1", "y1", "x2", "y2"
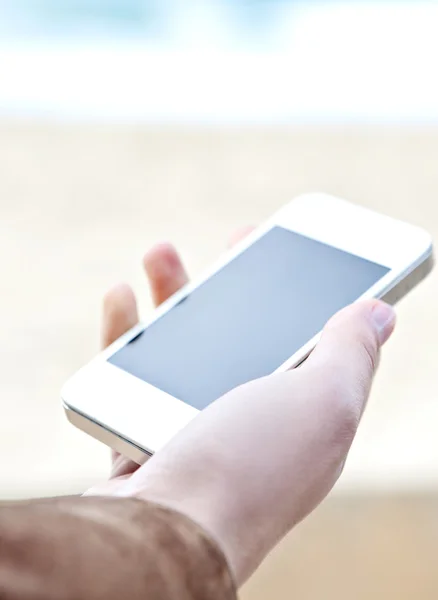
[
  {"x1": 90, "y1": 233, "x2": 396, "y2": 586},
  {"x1": 101, "y1": 241, "x2": 190, "y2": 481},
  {"x1": 100, "y1": 227, "x2": 254, "y2": 481}
]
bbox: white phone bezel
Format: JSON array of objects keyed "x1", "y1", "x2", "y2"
[{"x1": 62, "y1": 193, "x2": 433, "y2": 455}]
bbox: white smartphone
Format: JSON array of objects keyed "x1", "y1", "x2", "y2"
[{"x1": 62, "y1": 193, "x2": 434, "y2": 463}]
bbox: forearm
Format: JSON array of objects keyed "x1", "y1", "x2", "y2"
[{"x1": 0, "y1": 496, "x2": 236, "y2": 600}]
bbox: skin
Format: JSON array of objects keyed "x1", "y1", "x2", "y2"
[{"x1": 88, "y1": 232, "x2": 396, "y2": 586}]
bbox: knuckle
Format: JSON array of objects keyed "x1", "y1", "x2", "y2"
[
  {"x1": 335, "y1": 398, "x2": 360, "y2": 445},
  {"x1": 323, "y1": 377, "x2": 361, "y2": 447},
  {"x1": 313, "y1": 329, "x2": 380, "y2": 454},
  {"x1": 357, "y1": 331, "x2": 379, "y2": 377}
]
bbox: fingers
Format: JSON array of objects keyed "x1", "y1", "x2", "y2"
[
  {"x1": 104, "y1": 244, "x2": 186, "y2": 470},
  {"x1": 106, "y1": 229, "x2": 250, "y2": 473},
  {"x1": 103, "y1": 243, "x2": 188, "y2": 348},
  {"x1": 103, "y1": 243, "x2": 188, "y2": 350},
  {"x1": 144, "y1": 242, "x2": 189, "y2": 307},
  {"x1": 143, "y1": 228, "x2": 253, "y2": 308},
  {"x1": 306, "y1": 299, "x2": 396, "y2": 418},
  {"x1": 102, "y1": 283, "x2": 139, "y2": 349},
  {"x1": 309, "y1": 299, "x2": 396, "y2": 369}
]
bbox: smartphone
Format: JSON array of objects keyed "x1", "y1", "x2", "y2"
[{"x1": 62, "y1": 194, "x2": 434, "y2": 462}]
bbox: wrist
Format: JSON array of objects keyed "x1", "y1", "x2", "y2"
[{"x1": 116, "y1": 474, "x2": 243, "y2": 584}]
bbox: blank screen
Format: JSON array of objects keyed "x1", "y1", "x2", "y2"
[{"x1": 109, "y1": 227, "x2": 389, "y2": 409}]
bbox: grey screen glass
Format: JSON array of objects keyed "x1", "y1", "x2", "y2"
[{"x1": 109, "y1": 227, "x2": 389, "y2": 410}]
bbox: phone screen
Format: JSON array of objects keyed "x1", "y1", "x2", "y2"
[{"x1": 109, "y1": 226, "x2": 389, "y2": 410}]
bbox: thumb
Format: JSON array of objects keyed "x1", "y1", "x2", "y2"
[
  {"x1": 306, "y1": 299, "x2": 396, "y2": 416},
  {"x1": 121, "y1": 299, "x2": 396, "y2": 586}
]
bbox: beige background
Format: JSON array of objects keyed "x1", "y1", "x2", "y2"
[{"x1": 1, "y1": 122, "x2": 438, "y2": 597}]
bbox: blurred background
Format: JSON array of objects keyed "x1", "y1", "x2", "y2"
[{"x1": 1, "y1": 1, "x2": 438, "y2": 598}]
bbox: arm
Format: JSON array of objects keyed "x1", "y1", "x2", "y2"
[
  {"x1": 0, "y1": 496, "x2": 235, "y2": 600},
  {"x1": 0, "y1": 235, "x2": 393, "y2": 600}
]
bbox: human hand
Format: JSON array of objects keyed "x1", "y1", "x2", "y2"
[
  {"x1": 101, "y1": 241, "x2": 190, "y2": 480},
  {"x1": 100, "y1": 227, "x2": 254, "y2": 480},
  {"x1": 91, "y1": 233, "x2": 396, "y2": 587}
]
